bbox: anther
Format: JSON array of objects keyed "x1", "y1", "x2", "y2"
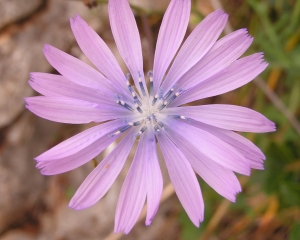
[
  {"x1": 129, "y1": 86, "x2": 142, "y2": 106},
  {"x1": 146, "y1": 116, "x2": 151, "y2": 124},
  {"x1": 114, "y1": 95, "x2": 134, "y2": 111},
  {"x1": 169, "y1": 115, "x2": 189, "y2": 120},
  {"x1": 108, "y1": 125, "x2": 131, "y2": 137},
  {"x1": 120, "y1": 100, "x2": 134, "y2": 111},
  {"x1": 135, "y1": 126, "x2": 147, "y2": 138},
  {"x1": 157, "y1": 100, "x2": 168, "y2": 111},
  {"x1": 127, "y1": 120, "x2": 143, "y2": 126},
  {"x1": 163, "y1": 84, "x2": 177, "y2": 100},
  {"x1": 125, "y1": 73, "x2": 131, "y2": 88},
  {"x1": 148, "y1": 71, "x2": 153, "y2": 95},
  {"x1": 133, "y1": 120, "x2": 142, "y2": 126},
  {"x1": 151, "y1": 113, "x2": 158, "y2": 123},
  {"x1": 135, "y1": 103, "x2": 143, "y2": 114},
  {"x1": 166, "y1": 89, "x2": 184, "y2": 105},
  {"x1": 158, "y1": 122, "x2": 166, "y2": 130},
  {"x1": 154, "y1": 125, "x2": 160, "y2": 133},
  {"x1": 152, "y1": 94, "x2": 158, "y2": 106},
  {"x1": 138, "y1": 71, "x2": 146, "y2": 96},
  {"x1": 159, "y1": 89, "x2": 164, "y2": 100}
]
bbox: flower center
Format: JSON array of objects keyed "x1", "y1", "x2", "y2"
[{"x1": 110, "y1": 71, "x2": 184, "y2": 138}]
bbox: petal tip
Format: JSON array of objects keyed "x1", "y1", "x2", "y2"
[{"x1": 43, "y1": 43, "x2": 51, "y2": 51}]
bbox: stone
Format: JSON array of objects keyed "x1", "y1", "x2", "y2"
[
  {"x1": 0, "y1": 0, "x2": 43, "y2": 29},
  {"x1": 0, "y1": 0, "x2": 102, "y2": 128}
]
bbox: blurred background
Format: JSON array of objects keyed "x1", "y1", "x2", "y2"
[{"x1": 0, "y1": 0, "x2": 299, "y2": 239}]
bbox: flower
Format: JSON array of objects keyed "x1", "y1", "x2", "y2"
[{"x1": 25, "y1": 0, "x2": 275, "y2": 234}]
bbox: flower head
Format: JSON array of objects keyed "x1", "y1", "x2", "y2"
[{"x1": 26, "y1": 0, "x2": 275, "y2": 234}]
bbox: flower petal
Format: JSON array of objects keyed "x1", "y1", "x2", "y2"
[
  {"x1": 108, "y1": 0, "x2": 146, "y2": 95},
  {"x1": 145, "y1": 129, "x2": 163, "y2": 226},
  {"x1": 188, "y1": 120, "x2": 266, "y2": 170},
  {"x1": 160, "y1": 10, "x2": 228, "y2": 94},
  {"x1": 164, "y1": 117, "x2": 250, "y2": 175},
  {"x1": 165, "y1": 128, "x2": 241, "y2": 202},
  {"x1": 152, "y1": 0, "x2": 191, "y2": 93},
  {"x1": 43, "y1": 44, "x2": 116, "y2": 94},
  {"x1": 29, "y1": 73, "x2": 115, "y2": 106},
  {"x1": 69, "y1": 128, "x2": 137, "y2": 210},
  {"x1": 176, "y1": 29, "x2": 253, "y2": 90},
  {"x1": 36, "y1": 119, "x2": 124, "y2": 161},
  {"x1": 36, "y1": 121, "x2": 126, "y2": 175},
  {"x1": 171, "y1": 53, "x2": 268, "y2": 106},
  {"x1": 165, "y1": 104, "x2": 275, "y2": 133},
  {"x1": 157, "y1": 130, "x2": 204, "y2": 226},
  {"x1": 25, "y1": 96, "x2": 129, "y2": 124},
  {"x1": 70, "y1": 15, "x2": 129, "y2": 97},
  {"x1": 115, "y1": 132, "x2": 147, "y2": 234}
]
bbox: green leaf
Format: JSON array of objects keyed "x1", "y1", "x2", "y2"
[{"x1": 289, "y1": 222, "x2": 300, "y2": 240}]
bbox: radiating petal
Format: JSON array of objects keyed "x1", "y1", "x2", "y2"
[
  {"x1": 108, "y1": 0, "x2": 146, "y2": 95},
  {"x1": 43, "y1": 44, "x2": 116, "y2": 94},
  {"x1": 25, "y1": 96, "x2": 130, "y2": 124},
  {"x1": 36, "y1": 121, "x2": 126, "y2": 175},
  {"x1": 188, "y1": 120, "x2": 266, "y2": 170},
  {"x1": 69, "y1": 128, "x2": 137, "y2": 210},
  {"x1": 160, "y1": 10, "x2": 228, "y2": 94},
  {"x1": 176, "y1": 29, "x2": 253, "y2": 90},
  {"x1": 157, "y1": 131, "x2": 204, "y2": 226},
  {"x1": 70, "y1": 15, "x2": 130, "y2": 97},
  {"x1": 29, "y1": 73, "x2": 116, "y2": 106},
  {"x1": 165, "y1": 129, "x2": 241, "y2": 202},
  {"x1": 163, "y1": 117, "x2": 250, "y2": 175},
  {"x1": 145, "y1": 129, "x2": 163, "y2": 226},
  {"x1": 115, "y1": 132, "x2": 147, "y2": 234},
  {"x1": 165, "y1": 104, "x2": 275, "y2": 133},
  {"x1": 152, "y1": 0, "x2": 191, "y2": 93},
  {"x1": 171, "y1": 53, "x2": 268, "y2": 106},
  {"x1": 36, "y1": 119, "x2": 124, "y2": 161}
]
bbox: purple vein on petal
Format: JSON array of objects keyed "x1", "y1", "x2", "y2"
[
  {"x1": 70, "y1": 15, "x2": 130, "y2": 98},
  {"x1": 43, "y1": 44, "x2": 116, "y2": 95},
  {"x1": 164, "y1": 104, "x2": 276, "y2": 133},
  {"x1": 145, "y1": 128, "x2": 163, "y2": 226},
  {"x1": 108, "y1": 0, "x2": 146, "y2": 96},
  {"x1": 114, "y1": 131, "x2": 148, "y2": 234},
  {"x1": 186, "y1": 120, "x2": 267, "y2": 170},
  {"x1": 165, "y1": 128, "x2": 241, "y2": 202},
  {"x1": 69, "y1": 128, "x2": 137, "y2": 210},
  {"x1": 160, "y1": 10, "x2": 228, "y2": 94},
  {"x1": 170, "y1": 53, "x2": 268, "y2": 107},
  {"x1": 25, "y1": 96, "x2": 130, "y2": 124},
  {"x1": 29, "y1": 72, "x2": 117, "y2": 106},
  {"x1": 152, "y1": 0, "x2": 191, "y2": 94},
  {"x1": 164, "y1": 117, "x2": 251, "y2": 175},
  {"x1": 157, "y1": 130, "x2": 204, "y2": 227},
  {"x1": 176, "y1": 28, "x2": 253, "y2": 90}
]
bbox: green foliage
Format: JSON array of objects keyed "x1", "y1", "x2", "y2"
[{"x1": 289, "y1": 222, "x2": 300, "y2": 240}]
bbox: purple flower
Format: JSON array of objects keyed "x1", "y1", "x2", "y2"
[{"x1": 25, "y1": 0, "x2": 275, "y2": 234}]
